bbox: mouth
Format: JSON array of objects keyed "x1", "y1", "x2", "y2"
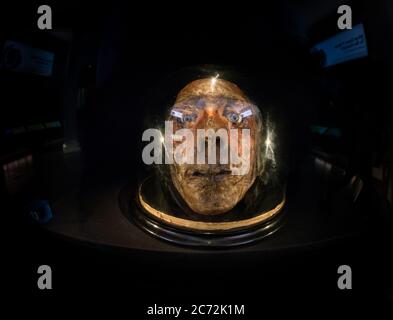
[{"x1": 188, "y1": 168, "x2": 232, "y2": 179}]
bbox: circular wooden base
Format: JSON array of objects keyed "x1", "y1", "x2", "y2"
[
  {"x1": 120, "y1": 175, "x2": 286, "y2": 248},
  {"x1": 138, "y1": 183, "x2": 285, "y2": 232}
]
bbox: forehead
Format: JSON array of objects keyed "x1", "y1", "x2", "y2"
[{"x1": 174, "y1": 96, "x2": 249, "y2": 111}]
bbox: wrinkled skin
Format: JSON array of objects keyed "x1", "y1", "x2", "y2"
[{"x1": 168, "y1": 78, "x2": 262, "y2": 215}]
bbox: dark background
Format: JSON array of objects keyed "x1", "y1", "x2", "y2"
[{"x1": 1, "y1": 0, "x2": 393, "y2": 315}]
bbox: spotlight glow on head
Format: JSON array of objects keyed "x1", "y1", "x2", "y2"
[{"x1": 210, "y1": 74, "x2": 220, "y2": 91}]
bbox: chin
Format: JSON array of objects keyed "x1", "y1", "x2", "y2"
[
  {"x1": 187, "y1": 200, "x2": 237, "y2": 215},
  {"x1": 176, "y1": 178, "x2": 246, "y2": 215}
]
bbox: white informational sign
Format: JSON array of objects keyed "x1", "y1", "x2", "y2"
[
  {"x1": 311, "y1": 24, "x2": 368, "y2": 67},
  {"x1": 1, "y1": 41, "x2": 54, "y2": 76}
]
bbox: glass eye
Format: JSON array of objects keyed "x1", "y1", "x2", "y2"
[
  {"x1": 227, "y1": 112, "x2": 241, "y2": 123},
  {"x1": 183, "y1": 114, "x2": 196, "y2": 122}
]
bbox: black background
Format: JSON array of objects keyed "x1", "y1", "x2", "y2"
[{"x1": 2, "y1": 1, "x2": 393, "y2": 316}]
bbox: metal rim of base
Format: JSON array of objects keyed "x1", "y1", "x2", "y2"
[{"x1": 119, "y1": 179, "x2": 287, "y2": 248}]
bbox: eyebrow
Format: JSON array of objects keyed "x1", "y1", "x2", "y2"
[
  {"x1": 240, "y1": 109, "x2": 253, "y2": 118},
  {"x1": 170, "y1": 109, "x2": 183, "y2": 119}
]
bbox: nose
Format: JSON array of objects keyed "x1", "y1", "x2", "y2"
[
  {"x1": 204, "y1": 136, "x2": 221, "y2": 149},
  {"x1": 205, "y1": 106, "x2": 215, "y2": 117},
  {"x1": 195, "y1": 107, "x2": 226, "y2": 130}
]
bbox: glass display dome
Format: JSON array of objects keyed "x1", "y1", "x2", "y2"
[{"x1": 121, "y1": 65, "x2": 288, "y2": 247}]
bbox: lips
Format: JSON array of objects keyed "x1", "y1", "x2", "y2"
[
  {"x1": 184, "y1": 167, "x2": 233, "y2": 183},
  {"x1": 187, "y1": 167, "x2": 231, "y2": 177}
]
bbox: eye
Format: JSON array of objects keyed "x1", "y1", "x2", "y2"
[
  {"x1": 183, "y1": 114, "x2": 196, "y2": 122},
  {"x1": 227, "y1": 112, "x2": 241, "y2": 123}
]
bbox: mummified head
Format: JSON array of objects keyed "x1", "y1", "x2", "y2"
[{"x1": 168, "y1": 77, "x2": 264, "y2": 215}]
